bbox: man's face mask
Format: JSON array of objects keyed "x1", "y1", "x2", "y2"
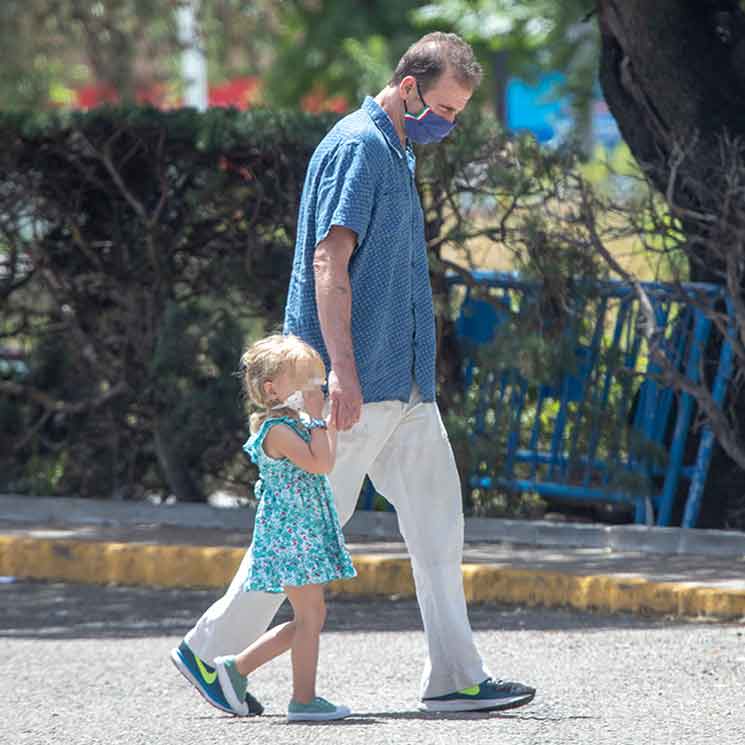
[{"x1": 403, "y1": 80, "x2": 456, "y2": 144}]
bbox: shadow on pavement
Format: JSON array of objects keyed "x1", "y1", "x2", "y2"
[
  {"x1": 194, "y1": 710, "x2": 596, "y2": 725},
  {"x1": 355, "y1": 711, "x2": 596, "y2": 722},
  {"x1": 0, "y1": 579, "x2": 692, "y2": 640}
]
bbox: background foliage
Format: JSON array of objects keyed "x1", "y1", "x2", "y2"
[
  {"x1": 0, "y1": 107, "x2": 334, "y2": 500},
  {"x1": 0, "y1": 1, "x2": 599, "y2": 118},
  {"x1": 1, "y1": 105, "x2": 607, "y2": 513}
]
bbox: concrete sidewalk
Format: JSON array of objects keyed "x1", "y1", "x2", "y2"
[{"x1": 1, "y1": 495, "x2": 745, "y2": 621}]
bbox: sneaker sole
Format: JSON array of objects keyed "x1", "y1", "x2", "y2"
[
  {"x1": 214, "y1": 660, "x2": 250, "y2": 716},
  {"x1": 287, "y1": 708, "x2": 352, "y2": 722},
  {"x1": 169, "y1": 648, "x2": 238, "y2": 716},
  {"x1": 418, "y1": 691, "x2": 535, "y2": 713}
]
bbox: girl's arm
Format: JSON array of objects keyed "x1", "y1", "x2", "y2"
[
  {"x1": 326, "y1": 416, "x2": 338, "y2": 467},
  {"x1": 262, "y1": 388, "x2": 336, "y2": 474},
  {"x1": 263, "y1": 424, "x2": 334, "y2": 475}
]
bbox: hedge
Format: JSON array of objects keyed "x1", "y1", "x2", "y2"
[{"x1": 0, "y1": 106, "x2": 342, "y2": 500}]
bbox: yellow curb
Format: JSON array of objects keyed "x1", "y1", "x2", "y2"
[
  {"x1": 0, "y1": 535, "x2": 245, "y2": 589},
  {"x1": 329, "y1": 555, "x2": 415, "y2": 597},
  {"x1": 459, "y1": 564, "x2": 745, "y2": 619},
  {"x1": 1, "y1": 535, "x2": 744, "y2": 620}
]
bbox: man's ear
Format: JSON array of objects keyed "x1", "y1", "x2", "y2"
[{"x1": 399, "y1": 75, "x2": 416, "y2": 99}]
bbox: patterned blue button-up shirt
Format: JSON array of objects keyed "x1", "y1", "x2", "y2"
[{"x1": 283, "y1": 96, "x2": 436, "y2": 403}]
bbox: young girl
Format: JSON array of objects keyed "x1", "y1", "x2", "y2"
[{"x1": 213, "y1": 334, "x2": 357, "y2": 722}]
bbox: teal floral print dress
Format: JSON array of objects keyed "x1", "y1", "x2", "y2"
[{"x1": 242, "y1": 416, "x2": 357, "y2": 593}]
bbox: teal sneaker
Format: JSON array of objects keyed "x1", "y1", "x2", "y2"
[
  {"x1": 287, "y1": 696, "x2": 351, "y2": 722},
  {"x1": 214, "y1": 656, "x2": 250, "y2": 716},
  {"x1": 419, "y1": 678, "x2": 536, "y2": 712}
]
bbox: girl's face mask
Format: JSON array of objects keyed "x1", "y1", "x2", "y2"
[
  {"x1": 403, "y1": 80, "x2": 456, "y2": 144},
  {"x1": 271, "y1": 377, "x2": 325, "y2": 412},
  {"x1": 274, "y1": 389, "x2": 305, "y2": 412}
]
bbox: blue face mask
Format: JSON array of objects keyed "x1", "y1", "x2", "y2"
[{"x1": 403, "y1": 81, "x2": 456, "y2": 144}]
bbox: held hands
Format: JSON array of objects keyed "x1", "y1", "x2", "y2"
[
  {"x1": 302, "y1": 367, "x2": 362, "y2": 431},
  {"x1": 328, "y1": 368, "x2": 362, "y2": 431}
]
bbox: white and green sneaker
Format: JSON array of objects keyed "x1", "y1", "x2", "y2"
[
  {"x1": 213, "y1": 655, "x2": 250, "y2": 716},
  {"x1": 287, "y1": 696, "x2": 351, "y2": 722}
]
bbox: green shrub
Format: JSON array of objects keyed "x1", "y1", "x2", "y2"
[{"x1": 0, "y1": 106, "x2": 337, "y2": 500}]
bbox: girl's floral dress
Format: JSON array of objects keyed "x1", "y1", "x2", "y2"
[{"x1": 242, "y1": 415, "x2": 357, "y2": 593}]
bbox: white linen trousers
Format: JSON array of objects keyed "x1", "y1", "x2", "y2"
[{"x1": 184, "y1": 384, "x2": 490, "y2": 698}]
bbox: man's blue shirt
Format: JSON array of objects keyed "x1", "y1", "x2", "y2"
[{"x1": 283, "y1": 96, "x2": 436, "y2": 403}]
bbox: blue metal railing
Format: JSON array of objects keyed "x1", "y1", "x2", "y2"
[
  {"x1": 358, "y1": 271, "x2": 735, "y2": 527},
  {"x1": 448, "y1": 271, "x2": 735, "y2": 527}
]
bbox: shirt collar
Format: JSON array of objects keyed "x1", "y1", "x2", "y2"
[{"x1": 362, "y1": 96, "x2": 405, "y2": 159}]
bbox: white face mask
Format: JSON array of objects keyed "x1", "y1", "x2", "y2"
[
  {"x1": 271, "y1": 377, "x2": 325, "y2": 413},
  {"x1": 273, "y1": 390, "x2": 305, "y2": 412}
]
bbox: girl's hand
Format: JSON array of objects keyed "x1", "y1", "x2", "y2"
[{"x1": 325, "y1": 410, "x2": 337, "y2": 432}]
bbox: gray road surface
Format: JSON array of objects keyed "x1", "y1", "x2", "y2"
[{"x1": 2, "y1": 581, "x2": 744, "y2": 745}]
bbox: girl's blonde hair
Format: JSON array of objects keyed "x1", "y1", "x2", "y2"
[{"x1": 240, "y1": 334, "x2": 326, "y2": 434}]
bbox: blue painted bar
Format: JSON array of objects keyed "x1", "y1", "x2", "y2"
[
  {"x1": 504, "y1": 378, "x2": 528, "y2": 479},
  {"x1": 682, "y1": 311, "x2": 736, "y2": 528},
  {"x1": 495, "y1": 477, "x2": 643, "y2": 507},
  {"x1": 587, "y1": 298, "x2": 631, "y2": 489},
  {"x1": 655, "y1": 310, "x2": 712, "y2": 526}
]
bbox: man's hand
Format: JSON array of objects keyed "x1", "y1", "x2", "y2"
[{"x1": 328, "y1": 368, "x2": 362, "y2": 431}]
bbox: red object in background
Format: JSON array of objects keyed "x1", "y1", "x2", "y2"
[
  {"x1": 74, "y1": 76, "x2": 349, "y2": 113},
  {"x1": 75, "y1": 82, "x2": 173, "y2": 109},
  {"x1": 76, "y1": 84, "x2": 120, "y2": 109},
  {"x1": 301, "y1": 86, "x2": 348, "y2": 114},
  {"x1": 208, "y1": 76, "x2": 260, "y2": 109},
  {"x1": 75, "y1": 77, "x2": 261, "y2": 110}
]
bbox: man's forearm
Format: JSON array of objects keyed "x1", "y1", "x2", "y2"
[{"x1": 314, "y1": 252, "x2": 357, "y2": 375}]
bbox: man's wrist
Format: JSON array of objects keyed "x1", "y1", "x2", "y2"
[{"x1": 330, "y1": 359, "x2": 359, "y2": 381}]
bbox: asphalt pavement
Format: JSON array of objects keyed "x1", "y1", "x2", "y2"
[{"x1": 3, "y1": 580, "x2": 744, "y2": 745}]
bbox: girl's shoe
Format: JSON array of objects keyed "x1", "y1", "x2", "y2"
[
  {"x1": 213, "y1": 655, "x2": 250, "y2": 716},
  {"x1": 287, "y1": 696, "x2": 351, "y2": 722}
]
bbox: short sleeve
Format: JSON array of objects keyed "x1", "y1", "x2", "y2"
[
  {"x1": 314, "y1": 141, "x2": 375, "y2": 247},
  {"x1": 242, "y1": 416, "x2": 308, "y2": 464},
  {"x1": 243, "y1": 433, "x2": 262, "y2": 465}
]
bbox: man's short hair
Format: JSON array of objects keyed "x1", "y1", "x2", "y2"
[{"x1": 391, "y1": 32, "x2": 483, "y2": 93}]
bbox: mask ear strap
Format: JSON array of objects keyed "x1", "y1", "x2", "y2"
[
  {"x1": 403, "y1": 79, "x2": 421, "y2": 115},
  {"x1": 415, "y1": 80, "x2": 431, "y2": 109}
]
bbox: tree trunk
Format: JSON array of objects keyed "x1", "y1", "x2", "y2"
[
  {"x1": 154, "y1": 424, "x2": 203, "y2": 502},
  {"x1": 596, "y1": 0, "x2": 745, "y2": 527}
]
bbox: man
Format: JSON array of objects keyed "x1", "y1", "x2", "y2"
[{"x1": 172, "y1": 31, "x2": 536, "y2": 715}]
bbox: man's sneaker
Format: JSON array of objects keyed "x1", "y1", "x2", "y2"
[
  {"x1": 287, "y1": 696, "x2": 351, "y2": 722},
  {"x1": 170, "y1": 641, "x2": 260, "y2": 716},
  {"x1": 243, "y1": 690, "x2": 264, "y2": 716},
  {"x1": 419, "y1": 678, "x2": 536, "y2": 713}
]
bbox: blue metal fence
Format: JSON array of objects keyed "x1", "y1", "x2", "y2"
[
  {"x1": 358, "y1": 271, "x2": 734, "y2": 528},
  {"x1": 449, "y1": 271, "x2": 735, "y2": 528}
]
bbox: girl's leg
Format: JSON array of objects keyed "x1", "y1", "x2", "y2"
[
  {"x1": 234, "y1": 620, "x2": 296, "y2": 677},
  {"x1": 183, "y1": 401, "x2": 393, "y2": 667},
  {"x1": 283, "y1": 583, "x2": 326, "y2": 704}
]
